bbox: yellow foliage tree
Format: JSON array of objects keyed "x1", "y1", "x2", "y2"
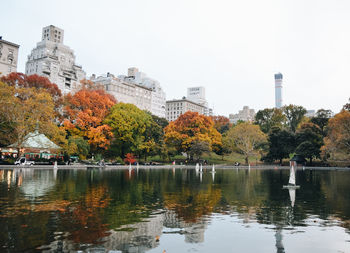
[
  {"x1": 224, "y1": 122, "x2": 267, "y2": 164},
  {"x1": 0, "y1": 82, "x2": 60, "y2": 156},
  {"x1": 322, "y1": 110, "x2": 350, "y2": 160}
]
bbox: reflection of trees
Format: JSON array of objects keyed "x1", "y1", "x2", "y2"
[
  {"x1": 2, "y1": 167, "x2": 350, "y2": 252},
  {"x1": 62, "y1": 186, "x2": 111, "y2": 244},
  {"x1": 164, "y1": 185, "x2": 221, "y2": 223}
]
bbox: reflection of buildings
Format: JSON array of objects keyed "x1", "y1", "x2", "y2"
[
  {"x1": 0, "y1": 169, "x2": 56, "y2": 198},
  {"x1": 163, "y1": 209, "x2": 207, "y2": 243},
  {"x1": 35, "y1": 208, "x2": 208, "y2": 252},
  {"x1": 102, "y1": 213, "x2": 164, "y2": 252}
]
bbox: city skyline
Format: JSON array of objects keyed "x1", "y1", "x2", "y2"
[{"x1": 2, "y1": 0, "x2": 350, "y2": 116}]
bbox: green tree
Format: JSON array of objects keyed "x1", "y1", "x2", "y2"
[
  {"x1": 189, "y1": 140, "x2": 211, "y2": 160},
  {"x1": 67, "y1": 136, "x2": 90, "y2": 160},
  {"x1": 224, "y1": 122, "x2": 267, "y2": 164},
  {"x1": 310, "y1": 109, "x2": 333, "y2": 137},
  {"x1": 295, "y1": 123, "x2": 323, "y2": 164},
  {"x1": 263, "y1": 127, "x2": 295, "y2": 164},
  {"x1": 283, "y1": 104, "x2": 307, "y2": 132},
  {"x1": 104, "y1": 103, "x2": 155, "y2": 159},
  {"x1": 254, "y1": 108, "x2": 286, "y2": 133}
]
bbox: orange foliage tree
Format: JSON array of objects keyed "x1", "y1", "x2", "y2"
[
  {"x1": 63, "y1": 88, "x2": 116, "y2": 152},
  {"x1": 164, "y1": 111, "x2": 222, "y2": 159}
]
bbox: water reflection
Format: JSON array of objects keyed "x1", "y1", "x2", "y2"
[{"x1": 0, "y1": 168, "x2": 349, "y2": 252}]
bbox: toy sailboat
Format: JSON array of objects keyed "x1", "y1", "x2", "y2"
[{"x1": 283, "y1": 165, "x2": 300, "y2": 189}]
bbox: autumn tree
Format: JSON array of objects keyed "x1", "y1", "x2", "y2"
[
  {"x1": 343, "y1": 98, "x2": 350, "y2": 111},
  {"x1": 164, "y1": 111, "x2": 222, "y2": 160},
  {"x1": 104, "y1": 103, "x2": 156, "y2": 159},
  {"x1": 0, "y1": 82, "x2": 59, "y2": 156},
  {"x1": 63, "y1": 88, "x2": 116, "y2": 153},
  {"x1": 124, "y1": 153, "x2": 136, "y2": 165},
  {"x1": 0, "y1": 73, "x2": 63, "y2": 116},
  {"x1": 224, "y1": 122, "x2": 267, "y2": 164},
  {"x1": 322, "y1": 110, "x2": 350, "y2": 159},
  {"x1": 210, "y1": 115, "x2": 232, "y2": 134},
  {"x1": 254, "y1": 108, "x2": 286, "y2": 133},
  {"x1": 283, "y1": 104, "x2": 307, "y2": 132}
]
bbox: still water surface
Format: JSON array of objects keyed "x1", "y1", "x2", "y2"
[{"x1": 0, "y1": 167, "x2": 350, "y2": 252}]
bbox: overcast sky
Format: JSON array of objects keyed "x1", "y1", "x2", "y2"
[{"x1": 2, "y1": 0, "x2": 350, "y2": 116}]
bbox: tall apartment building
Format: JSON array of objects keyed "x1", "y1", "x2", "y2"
[
  {"x1": 92, "y1": 73, "x2": 152, "y2": 112},
  {"x1": 118, "y1": 68, "x2": 166, "y2": 118},
  {"x1": 187, "y1": 86, "x2": 212, "y2": 116},
  {"x1": 275, "y1": 73, "x2": 283, "y2": 108},
  {"x1": 229, "y1": 106, "x2": 256, "y2": 124},
  {"x1": 0, "y1": 37, "x2": 19, "y2": 76},
  {"x1": 25, "y1": 25, "x2": 86, "y2": 94},
  {"x1": 166, "y1": 97, "x2": 206, "y2": 122}
]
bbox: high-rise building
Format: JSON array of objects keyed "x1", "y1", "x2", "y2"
[
  {"x1": 0, "y1": 37, "x2": 19, "y2": 76},
  {"x1": 25, "y1": 25, "x2": 86, "y2": 94},
  {"x1": 275, "y1": 73, "x2": 283, "y2": 108},
  {"x1": 119, "y1": 68, "x2": 166, "y2": 118},
  {"x1": 91, "y1": 73, "x2": 152, "y2": 112},
  {"x1": 187, "y1": 86, "x2": 212, "y2": 116}
]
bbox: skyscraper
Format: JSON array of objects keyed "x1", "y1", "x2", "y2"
[
  {"x1": 25, "y1": 25, "x2": 86, "y2": 94},
  {"x1": 275, "y1": 73, "x2": 283, "y2": 108}
]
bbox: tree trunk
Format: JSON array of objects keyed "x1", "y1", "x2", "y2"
[
  {"x1": 245, "y1": 156, "x2": 249, "y2": 165},
  {"x1": 280, "y1": 158, "x2": 283, "y2": 165}
]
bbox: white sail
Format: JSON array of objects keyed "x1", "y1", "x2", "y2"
[
  {"x1": 195, "y1": 163, "x2": 199, "y2": 172},
  {"x1": 288, "y1": 165, "x2": 296, "y2": 185},
  {"x1": 288, "y1": 188, "x2": 296, "y2": 207}
]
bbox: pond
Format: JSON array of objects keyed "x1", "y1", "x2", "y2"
[{"x1": 0, "y1": 167, "x2": 350, "y2": 252}]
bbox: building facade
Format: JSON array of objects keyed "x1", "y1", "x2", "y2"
[
  {"x1": 118, "y1": 68, "x2": 166, "y2": 118},
  {"x1": 92, "y1": 73, "x2": 152, "y2": 112},
  {"x1": 229, "y1": 106, "x2": 256, "y2": 124},
  {"x1": 166, "y1": 97, "x2": 206, "y2": 122},
  {"x1": 275, "y1": 72, "x2": 283, "y2": 108},
  {"x1": 0, "y1": 37, "x2": 19, "y2": 76},
  {"x1": 187, "y1": 86, "x2": 212, "y2": 116},
  {"x1": 25, "y1": 25, "x2": 86, "y2": 94}
]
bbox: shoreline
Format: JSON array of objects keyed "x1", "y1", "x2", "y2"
[{"x1": 0, "y1": 164, "x2": 349, "y2": 170}]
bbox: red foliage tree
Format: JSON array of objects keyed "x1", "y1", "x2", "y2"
[
  {"x1": 63, "y1": 88, "x2": 116, "y2": 151},
  {"x1": 210, "y1": 115, "x2": 232, "y2": 134},
  {"x1": 0, "y1": 72, "x2": 62, "y2": 99},
  {"x1": 124, "y1": 153, "x2": 136, "y2": 165}
]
